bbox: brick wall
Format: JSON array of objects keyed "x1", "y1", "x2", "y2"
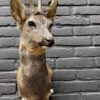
[{"x1": 0, "y1": 0, "x2": 100, "y2": 100}]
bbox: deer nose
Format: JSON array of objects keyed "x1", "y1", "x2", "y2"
[{"x1": 44, "y1": 38, "x2": 55, "y2": 47}]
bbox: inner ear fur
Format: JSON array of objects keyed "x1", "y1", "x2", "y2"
[
  {"x1": 45, "y1": 0, "x2": 58, "y2": 20},
  {"x1": 10, "y1": 0, "x2": 26, "y2": 26}
]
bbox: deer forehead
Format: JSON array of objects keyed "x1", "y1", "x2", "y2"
[{"x1": 26, "y1": 15, "x2": 52, "y2": 25}]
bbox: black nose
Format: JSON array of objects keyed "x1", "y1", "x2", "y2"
[{"x1": 45, "y1": 39, "x2": 55, "y2": 47}]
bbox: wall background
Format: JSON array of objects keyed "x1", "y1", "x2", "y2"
[{"x1": 1, "y1": 0, "x2": 100, "y2": 100}]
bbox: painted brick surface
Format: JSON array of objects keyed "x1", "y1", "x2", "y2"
[{"x1": 0, "y1": 0, "x2": 100, "y2": 100}]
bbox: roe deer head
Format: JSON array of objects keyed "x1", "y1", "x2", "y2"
[{"x1": 10, "y1": 0, "x2": 57, "y2": 100}]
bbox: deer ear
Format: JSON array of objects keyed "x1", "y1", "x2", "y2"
[
  {"x1": 45, "y1": 0, "x2": 58, "y2": 20},
  {"x1": 10, "y1": 0, "x2": 25, "y2": 26}
]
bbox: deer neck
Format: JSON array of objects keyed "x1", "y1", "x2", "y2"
[{"x1": 20, "y1": 44, "x2": 47, "y2": 77}]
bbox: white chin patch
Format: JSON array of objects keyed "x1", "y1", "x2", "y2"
[{"x1": 42, "y1": 46, "x2": 49, "y2": 49}]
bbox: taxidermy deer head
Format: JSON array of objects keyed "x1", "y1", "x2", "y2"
[
  {"x1": 10, "y1": 0, "x2": 58, "y2": 53},
  {"x1": 10, "y1": 0, "x2": 58, "y2": 100}
]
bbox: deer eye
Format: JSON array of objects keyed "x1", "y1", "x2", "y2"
[{"x1": 28, "y1": 21, "x2": 36, "y2": 27}]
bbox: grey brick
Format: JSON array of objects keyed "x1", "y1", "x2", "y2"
[
  {"x1": 95, "y1": 57, "x2": 100, "y2": 67},
  {"x1": 90, "y1": 26, "x2": 100, "y2": 35},
  {"x1": 77, "y1": 69, "x2": 100, "y2": 80},
  {"x1": 0, "y1": 48, "x2": 19, "y2": 59},
  {"x1": 75, "y1": 47, "x2": 100, "y2": 57},
  {"x1": 15, "y1": 38, "x2": 19, "y2": 47},
  {"x1": 0, "y1": 38, "x2": 15, "y2": 47},
  {"x1": 91, "y1": 16, "x2": 100, "y2": 24},
  {"x1": 52, "y1": 27, "x2": 73, "y2": 36},
  {"x1": 58, "y1": 0, "x2": 87, "y2": 5},
  {"x1": 55, "y1": 16, "x2": 90, "y2": 25},
  {"x1": 0, "y1": 0, "x2": 9, "y2": 6},
  {"x1": 83, "y1": 93, "x2": 100, "y2": 100},
  {"x1": 46, "y1": 47, "x2": 74, "y2": 58},
  {"x1": 74, "y1": 26, "x2": 100, "y2": 36},
  {"x1": 73, "y1": 6, "x2": 100, "y2": 15},
  {"x1": 55, "y1": 36, "x2": 91, "y2": 46},
  {"x1": 97, "y1": 81, "x2": 100, "y2": 91},
  {"x1": 0, "y1": 96, "x2": 19, "y2": 100},
  {"x1": 93, "y1": 36, "x2": 100, "y2": 46},
  {"x1": 15, "y1": 60, "x2": 20, "y2": 70},
  {"x1": 47, "y1": 59, "x2": 55, "y2": 69},
  {"x1": 74, "y1": 26, "x2": 91, "y2": 36},
  {"x1": 0, "y1": 83, "x2": 16, "y2": 95},
  {"x1": 53, "y1": 81, "x2": 98, "y2": 93},
  {"x1": 0, "y1": 17, "x2": 15, "y2": 26},
  {"x1": 56, "y1": 58, "x2": 94, "y2": 69},
  {"x1": 57, "y1": 7, "x2": 70, "y2": 15},
  {"x1": 0, "y1": 27, "x2": 19, "y2": 37},
  {"x1": 0, "y1": 71, "x2": 16, "y2": 83},
  {"x1": 53, "y1": 70, "x2": 76, "y2": 81},
  {"x1": 0, "y1": 7, "x2": 10, "y2": 16},
  {"x1": 89, "y1": 26, "x2": 100, "y2": 34},
  {"x1": 51, "y1": 94, "x2": 81, "y2": 100},
  {"x1": 0, "y1": 60, "x2": 15, "y2": 71},
  {"x1": 88, "y1": 0, "x2": 100, "y2": 5}
]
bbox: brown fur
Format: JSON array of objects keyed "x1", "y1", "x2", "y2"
[
  {"x1": 10, "y1": 0, "x2": 57, "y2": 100},
  {"x1": 17, "y1": 52, "x2": 52, "y2": 100}
]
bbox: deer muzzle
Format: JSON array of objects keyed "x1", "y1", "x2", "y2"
[{"x1": 44, "y1": 38, "x2": 54, "y2": 47}]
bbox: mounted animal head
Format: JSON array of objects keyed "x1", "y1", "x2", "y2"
[{"x1": 10, "y1": 0, "x2": 58, "y2": 51}]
